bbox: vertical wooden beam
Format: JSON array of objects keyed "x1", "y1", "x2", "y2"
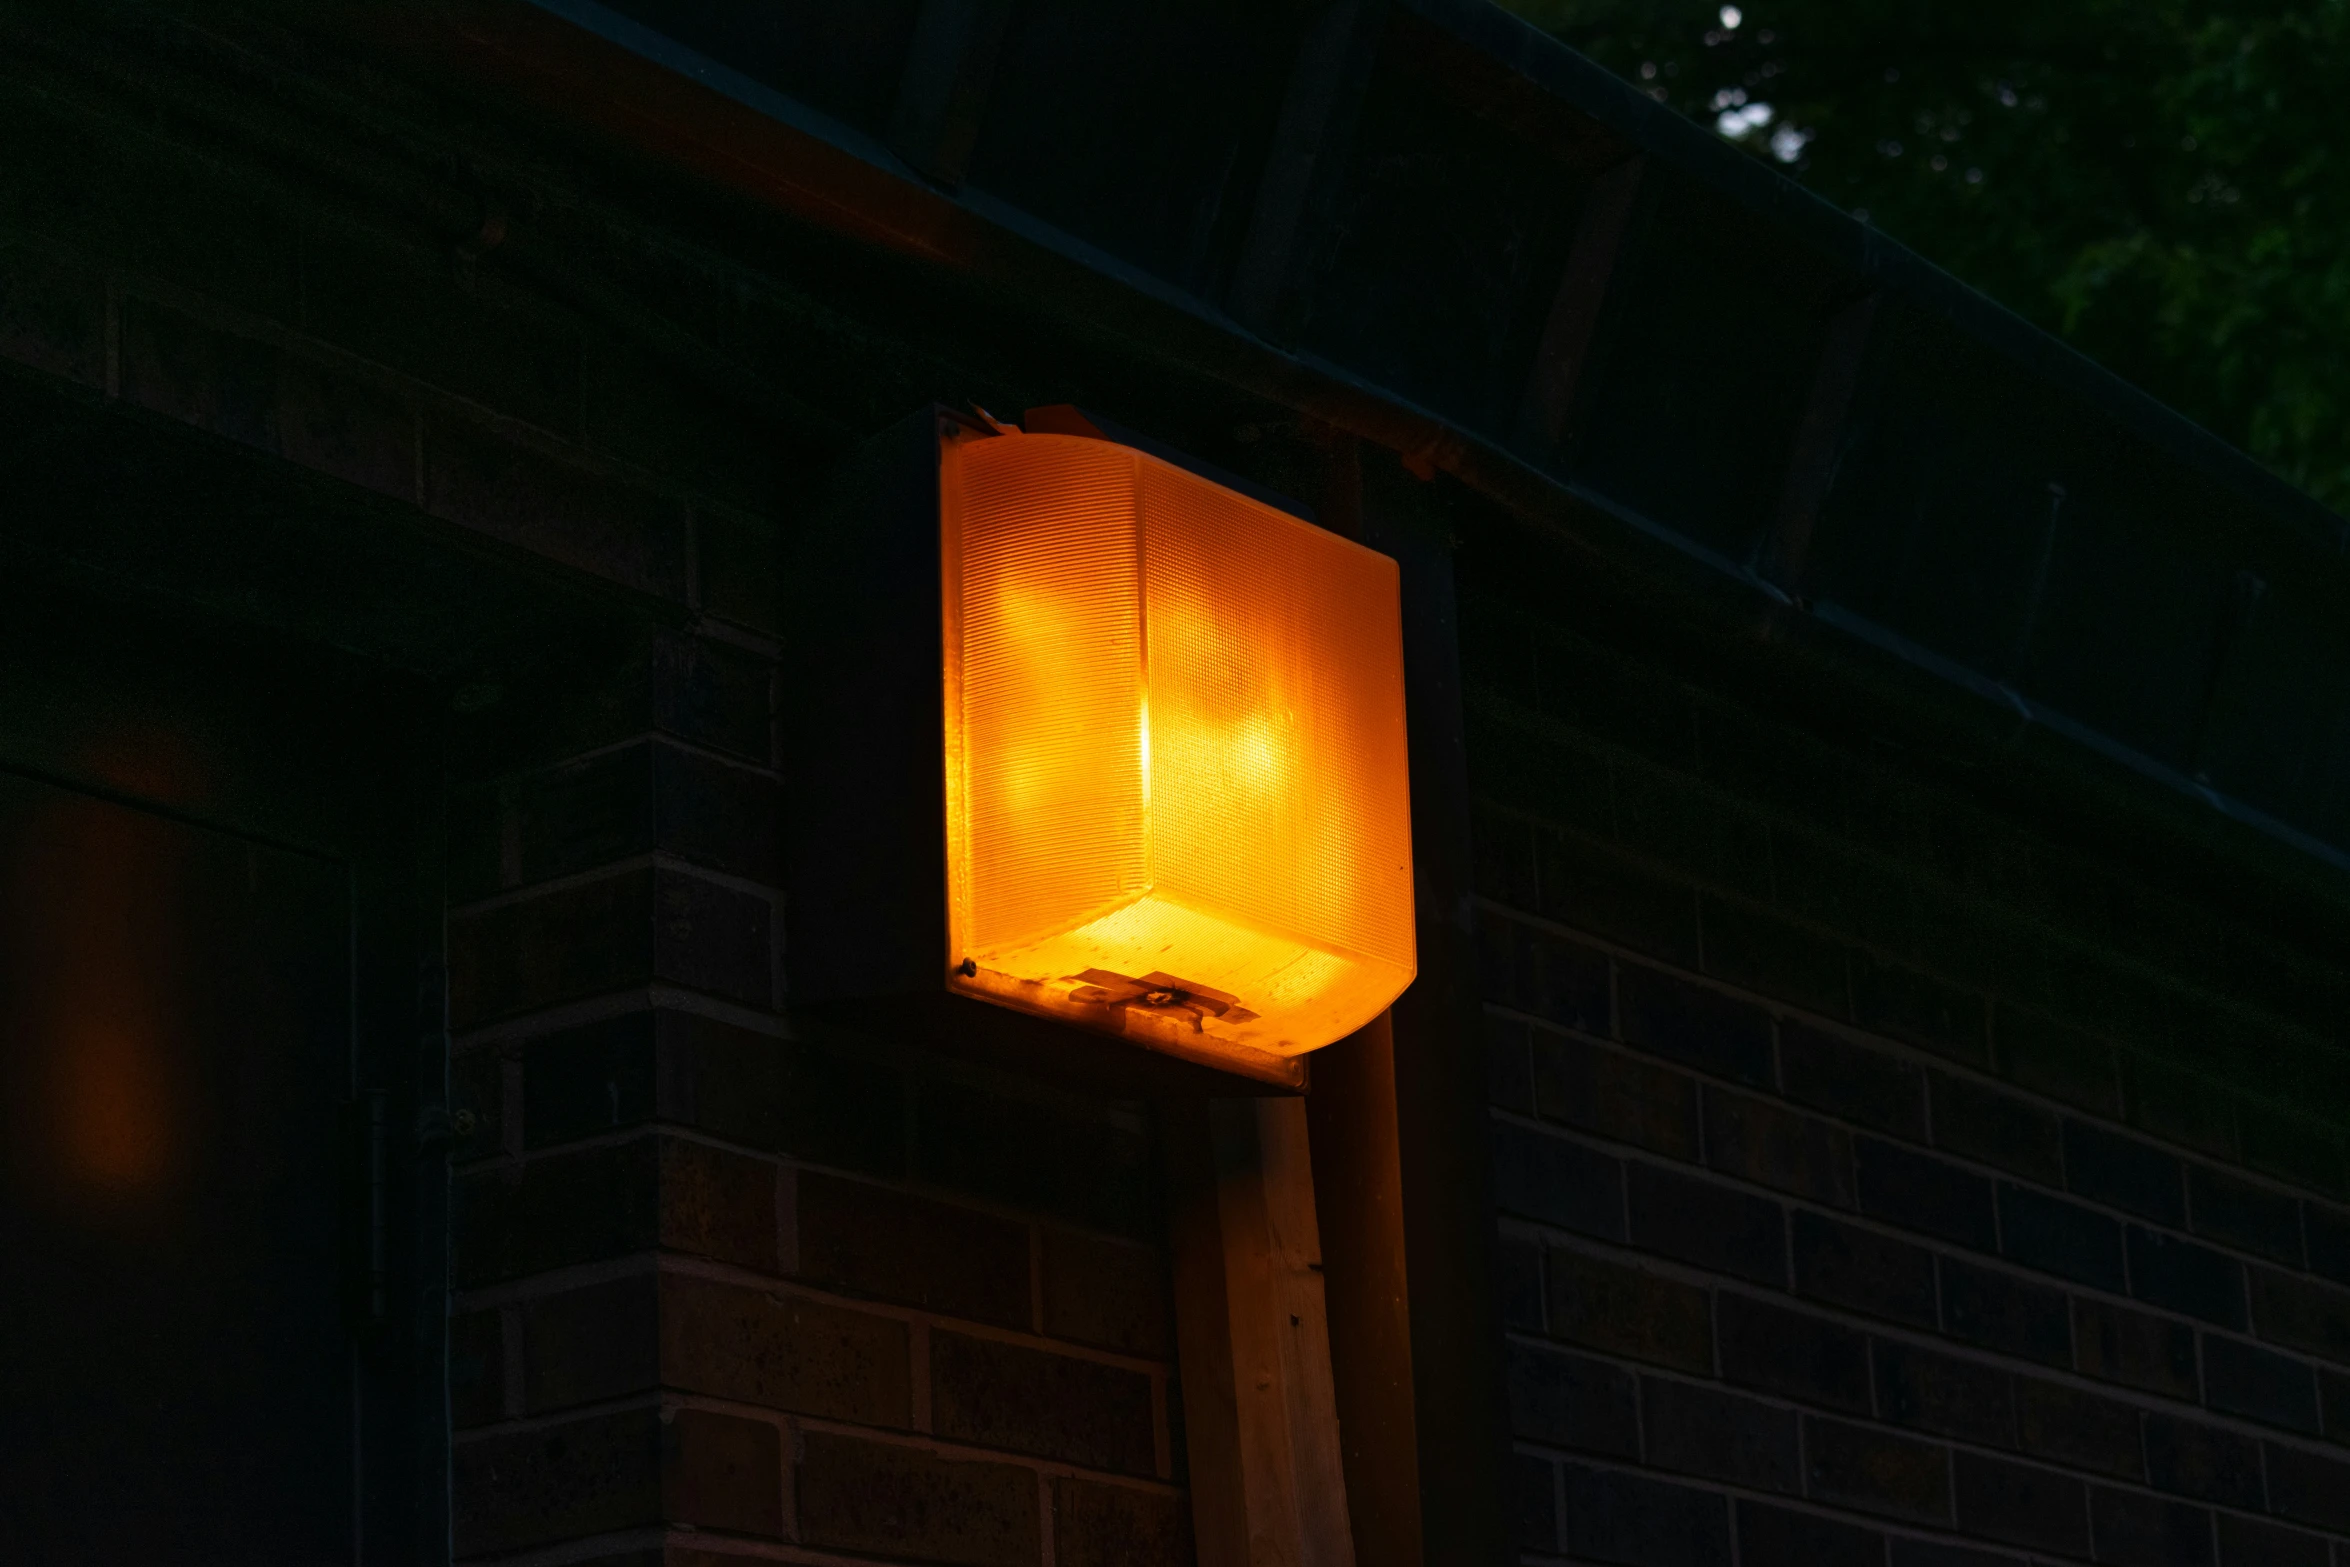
[
  {"x1": 1300, "y1": 1013, "x2": 1420, "y2": 1567},
  {"x1": 1166, "y1": 1097, "x2": 1358, "y2": 1567},
  {"x1": 889, "y1": 0, "x2": 1015, "y2": 189},
  {"x1": 1227, "y1": 0, "x2": 1389, "y2": 339},
  {"x1": 1306, "y1": 437, "x2": 1511, "y2": 1567},
  {"x1": 1512, "y1": 153, "x2": 1648, "y2": 461},
  {"x1": 1756, "y1": 290, "x2": 1880, "y2": 597}
]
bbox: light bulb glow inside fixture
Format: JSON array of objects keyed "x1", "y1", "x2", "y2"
[{"x1": 940, "y1": 428, "x2": 1416, "y2": 1061}]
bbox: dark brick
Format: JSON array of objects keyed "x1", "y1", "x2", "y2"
[
  {"x1": 1627, "y1": 1161, "x2": 1786, "y2": 1286},
  {"x1": 2265, "y1": 1440, "x2": 2350, "y2": 1533},
  {"x1": 1856, "y1": 1138, "x2": 1997, "y2": 1249},
  {"x1": 1041, "y1": 1230, "x2": 1170, "y2": 1359},
  {"x1": 1874, "y1": 1340, "x2": 2014, "y2": 1446},
  {"x1": 797, "y1": 1173, "x2": 1031, "y2": 1330},
  {"x1": 1952, "y1": 1451, "x2": 2089, "y2": 1556},
  {"x1": 660, "y1": 1275, "x2": 909, "y2": 1426},
  {"x1": 522, "y1": 1012, "x2": 655, "y2": 1150},
  {"x1": 2203, "y1": 1333, "x2": 2319, "y2": 1432},
  {"x1": 1804, "y1": 1415, "x2": 1952, "y2": 1522},
  {"x1": 1772, "y1": 818, "x2": 1918, "y2": 952},
  {"x1": 1941, "y1": 1259, "x2": 2072, "y2": 1367},
  {"x1": 696, "y1": 505, "x2": 785, "y2": 637},
  {"x1": 1855, "y1": 952, "x2": 1987, "y2": 1066},
  {"x1": 2215, "y1": 1514, "x2": 2329, "y2": 1567},
  {"x1": 2323, "y1": 1363, "x2": 2350, "y2": 1446},
  {"x1": 453, "y1": 1406, "x2": 782, "y2": 1557},
  {"x1": 1616, "y1": 963, "x2": 1774, "y2": 1087},
  {"x1": 1545, "y1": 1247, "x2": 1714, "y2": 1372},
  {"x1": 455, "y1": 1409, "x2": 660, "y2": 1556},
  {"x1": 305, "y1": 234, "x2": 578, "y2": 433},
  {"x1": 1509, "y1": 1454, "x2": 1559, "y2": 1553},
  {"x1": 1469, "y1": 704, "x2": 1615, "y2": 836},
  {"x1": 2127, "y1": 1228, "x2": 2247, "y2": 1330},
  {"x1": 1532, "y1": 1030, "x2": 1702, "y2": 1159},
  {"x1": 1781, "y1": 1022, "x2": 1928, "y2": 1139},
  {"x1": 1475, "y1": 804, "x2": 1539, "y2": 909},
  {"x1": 1492, "y1": 1122, "x2": 1626, "y2": 1239},
  {"x1": 1703, "y1": 1089, "x2": 1855, "y2": 1207},
  {"x1": 918, "y1": 1081, "x2": 1151, "y2": 1237},
  {"x1": 1792, "y1": 1210, "x2": 1938, "y2": 1328},
  {"x1": 1507, "y1": 1341, "x2": 1640, "y2": 1456},
  {"x1": 2123, "y1": 1055, "x2": 2237, "y2": 1161},
  {"x1": 651, "y1": 870, "x2": 774, "y2": 1007},
  {"x1": 1999, "y1": 1184, "x2": 2126, "y2": 1291},
  {"x1": 1641, "y1": 1378, "x2": 1800, "y2": 1492},
  {"x1": 2250, "y1": 1268, "x2": 2350, "y2": 1368},
  {"x1": 120, "y1": 299, "x2": 282, "y2": 451},
  {"x1": 457, "y1": 1141, "x2": 647, "y2": 1286},
  {"x1": 1736, "y1": 1499, "x2": 1885, "y2": 1567},
  {"x1": 1560, "y1": 1464, "x2": 1732, "y2": 1567},
  {"x1": 2142, "y1": 1414, "x2": 2264, "y2": 1509},
  {"x1": 2088, "y1": 1486, "x2": 2212, "y2": 1567},
  {"x1": 1488, "y1": 1013, "x2": 1535, "y2": 1112},
  {"x1": 1910, "y1": 889, "x2": 2046, "y2": 1005},
  {"x1": 2190, "y1": 1166, "x2": 2305, "y2": 1266},
  {"x1": 450, "y1": 870, "x2": 656, "y2": 1027},
  {"x1": 1995, "y1": 1007, "x2": 2118, "y2": 1116},
  {"x1": 455, "y1": 1136, "x2": 777, "y2": 1286},
  {"x1": 1479, "y1": 910, "x2": 1611, "y2": 1033},
  {"x1": 797, "y1": 1429, "x2": 1038, "y2": 1567},
  {"x1": 279, "y1": 353, "x2": 420, "y2": 499},
  {"x1": 1053, "y1": 1477, "x2": 1189, "y2": 1567},
  {"x1": 1930, "y1": 1071, "x2": 2064, "y2": 1186},
  {"x1": 662, "y1": 1408, "x2": 786, "y2": 1538},
  {"x1": 931, "y1": 1332, "x2": 1154, "y2": 1476},
  {"x1": 1718, "y1": 1293, "x2": 1870, "y2": 1413},
  {"x1": 0, "y1": 244, "x2": 106, "y2": 384},
  {"x1": 483, "y1": 745, "x2": 653, "y2": 898},
  {"x1": 2314, "y1": 1202, "x2": 2350, "y2": 1287},
  {"x1": 1537, "y1": 826, "x2": 1704, "y2": 970},
  {"x1": 2076, "y1": 1298, "x2": 2199, "y2": 1397},
  {"x1": 653, "y1": 743, "x2": 782, "y2": 883},
  {"x1": 1498, "y1": 1232, "x2": 1545, "y2": 1331},
  {"x1": 1616, "y1": 762, "x2": 1773, "y2": 898},
  {"x1": 525, "y1": 1276, "x2": 659, "y2": 1412},
  {"x1": 651, "y1": 632, "x2": 773, "y2": 762},
  {"x1": 2067, "y1": 1122, "x2": 2186, "y2": 1226},
  {"x1": 2242, "y1": 1104, "x2": 2347, "y2": 1198},
  {"x1": 1700, "y1": 894, "x2": 1851, "y2": 1018},
  {"x1": 426, "y1": 420, "x2": 688, "y2": 599},
  {"x1": 2013, "y1": 1378, "x2": 2140, "y2": 1479},
  {"x1": 451, "y1": 1308, "x2": 505, "y2": 1428},
  {"x1": 1892, "y1": 1543, "x2": 2026, "y2": 1567},
  {"x1": 690, "y1": 1017, "x2": 903, "y2": 1175}
]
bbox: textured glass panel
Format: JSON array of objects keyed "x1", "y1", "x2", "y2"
[{"x1": 943, "y1": 431, "x2": 1414, "y2": 1061}]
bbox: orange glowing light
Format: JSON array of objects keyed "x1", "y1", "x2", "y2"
[{"x1": 941, "y1": 429, "x2": 1415, "y2": 1062}]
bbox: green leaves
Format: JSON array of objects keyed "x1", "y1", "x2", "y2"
[{"x1": 1502, "y1": 0, "x2": 2350, "y2": 511}]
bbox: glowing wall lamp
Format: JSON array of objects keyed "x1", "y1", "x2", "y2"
[{"x1": 791, "y1": 409, "x2": 1415, "y2": 1087}]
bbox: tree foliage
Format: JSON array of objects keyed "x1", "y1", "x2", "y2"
[{"x1": 1498, "y1": 0, "x2": 2350, "y2": 510}]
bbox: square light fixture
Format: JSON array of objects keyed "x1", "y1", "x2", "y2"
[
  {"x1": 941, "y1": 424, "x2": 1415, "y2": 1061},
  {"x1": 789, "y1": 408, "x2": 1416, "y2": 1085}
]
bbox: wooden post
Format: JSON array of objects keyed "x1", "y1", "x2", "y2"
[{"x1": 1166, "y1": 1096, "x2": 1358, "y2": 1567}]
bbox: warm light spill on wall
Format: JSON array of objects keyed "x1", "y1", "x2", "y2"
[{"x1": 941, "y1": 429, "x2": 1415, "y2": 1059}]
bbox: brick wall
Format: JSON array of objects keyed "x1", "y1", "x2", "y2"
[
  {"x1": 432, "y1": 588, "x2": 1197, "y2": 1567},
  {"x1": 0, "y1": 37, "x2": 1204, "y2": 1559},
  {"x1": 1461, "y1": 573, "x2": 2350, "y2": 1567}
]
